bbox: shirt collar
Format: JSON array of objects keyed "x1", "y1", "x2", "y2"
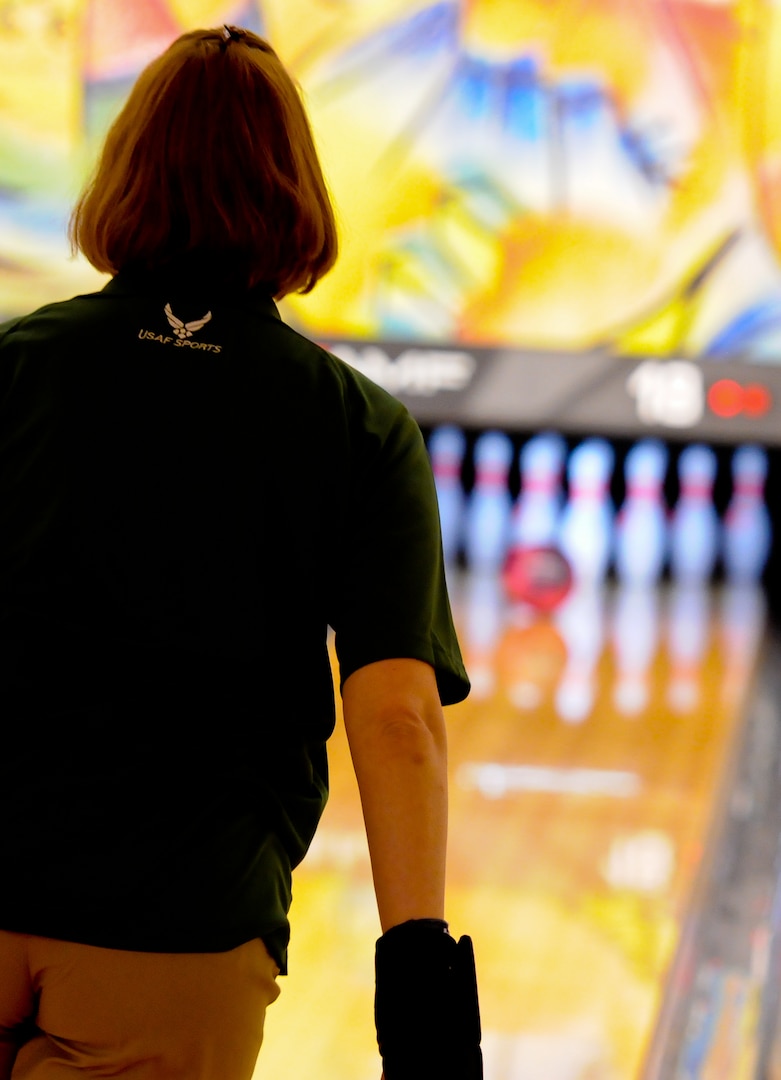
[{"x1": 101, "y1": 257, "x2": 282, "y2": 321}]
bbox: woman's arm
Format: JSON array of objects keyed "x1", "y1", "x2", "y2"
[{"x1": 341, "y1": 656, "x2": 447, "y2": 932}]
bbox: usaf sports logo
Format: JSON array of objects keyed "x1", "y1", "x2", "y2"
[{"x1": 138, "y1": 303, "x2": 223, "y2": 353}]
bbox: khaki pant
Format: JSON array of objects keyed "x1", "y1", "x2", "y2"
[{"x1": 0, "y1": 931, "x2": 280, "y2": 1080}]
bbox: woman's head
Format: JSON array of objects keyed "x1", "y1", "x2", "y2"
[{"x1": 70, "y1": 27, "x2": 337, "y2": 296}]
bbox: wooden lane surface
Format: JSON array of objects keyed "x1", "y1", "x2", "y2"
[{"x1": 255, "y1": 578, "x2": 766, "y2": 1080}]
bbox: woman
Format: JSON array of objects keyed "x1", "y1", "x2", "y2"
[{"x1": 0, "y1": 25, "x2": 480, "y2": 1080}]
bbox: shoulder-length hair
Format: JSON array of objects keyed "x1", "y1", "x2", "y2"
[{"x1": 69, "y1": 27, "x2": 338, "y2": 297}]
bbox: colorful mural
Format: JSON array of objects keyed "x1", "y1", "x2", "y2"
[{"x1": 3, "y1": 0, "x2": 781, "y2": 364}]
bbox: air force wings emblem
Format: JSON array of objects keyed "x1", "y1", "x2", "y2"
[{"x1": 165, "y1": 303, "x2": 212, "y2": 339}]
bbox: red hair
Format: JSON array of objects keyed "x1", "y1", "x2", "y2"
[{"x1": 69, "y1": 27, "x2": 338, "y2": 296}]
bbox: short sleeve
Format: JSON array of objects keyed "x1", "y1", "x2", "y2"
[
  {"x1": 0, "y1": 317, "x2": 24, "y2": 402},
  {"x1": 329, "y1": 387, "x2": 470, "y2": 706}
]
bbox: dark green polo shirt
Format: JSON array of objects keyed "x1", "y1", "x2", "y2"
[{"x1": 0, "y1": 257, "x2": 469, "y2": 972}]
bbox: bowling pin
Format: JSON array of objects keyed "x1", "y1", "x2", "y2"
[
  {"x1": 665, "y1": 583, "x2": 710, "y2": 713},
  {"x1": 554, "y1": 583, "x2": 605, "y2": 723},
  {"x1": 722, "y1": 444, "x2": 772, "y2": 584},
  {"x1": 669, "y1": 444, "x2": 719, "y2": 585},
  {"x1": 428, "y1": 425, "x2": 466, "y2": 565},
  {"x1": 464, "y1": 430, "x2": 514, "y2": 573},
  {"x1": 508, "y1": 431, "x2": 567, "y2": 550},
  {"x1": 611, "y1": 583, "x2": 659, "y2": 716},
  {"x1": 557, "y1": 438, "x2": 615, "y2": 584},
  {"x1": 462, "y1": 570, "x2": 505, "y2": 701},
  {"x1": 718, "y1": 582, "x2": 766, "y2": 706},
  {"x1": 614, "y1": 439, "x2": 669, "y2": 586},
  {"x1": 720, "y1": 582, "x2": 765, "y2": 661}
]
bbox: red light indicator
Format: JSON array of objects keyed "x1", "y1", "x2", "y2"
[
  {"x1": 707, "y1": 379, "x2": 742, "y2": 417},
  {"x1": 743, "y1": 383, "x2": 772, "y2": 417},
  {"x1": 707, "y1": 379, "x2": 772, "y2": 419}
]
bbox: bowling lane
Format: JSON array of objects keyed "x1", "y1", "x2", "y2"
[{"x1": 256, "y1": 573, "x2": 767, "y2": 1080}]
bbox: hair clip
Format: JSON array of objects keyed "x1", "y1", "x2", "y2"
[{"x1": 222, "y1": 25, "x2": 245, "y2": 42}]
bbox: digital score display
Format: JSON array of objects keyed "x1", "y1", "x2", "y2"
[{"x1": 322, "y1": 340, "x2": 781, "y2": 447}]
